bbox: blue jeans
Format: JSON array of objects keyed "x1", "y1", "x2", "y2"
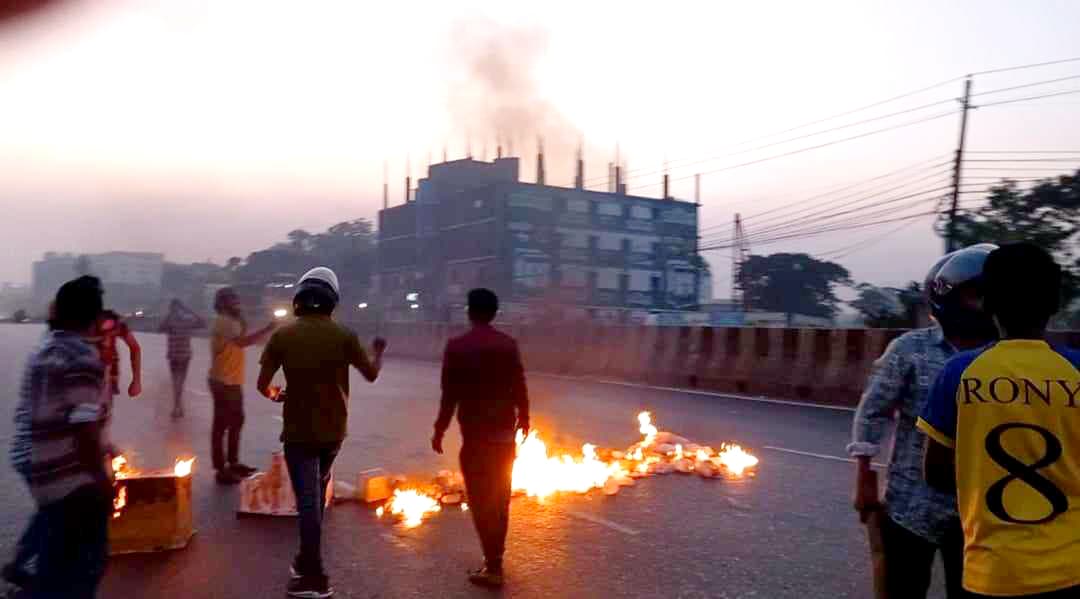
[
  {"x1": 36, "y1": 484, "x2": 111, "y2": 598},
  {"x1": 283, "y1": 443, "x2": 340, "y2": 577}
]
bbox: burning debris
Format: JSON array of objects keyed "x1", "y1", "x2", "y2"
[
  {"x1": 108, "y1": 455, "x2": 197, "y2": 554},
  {"x1": 371, "y1": 411, "x2": 758, "y2": 528}
]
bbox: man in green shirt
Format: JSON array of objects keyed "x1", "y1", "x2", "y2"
[{"x1": 257, "y1": 267, "x2": 385, "y2": 599}]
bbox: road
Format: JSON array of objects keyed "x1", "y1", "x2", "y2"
[{"x1": 0, "y1": 323, "x2": 946, "y2": 598}]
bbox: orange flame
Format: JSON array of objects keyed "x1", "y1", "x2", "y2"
[
  {"x1": 112, "y1": 485, "x2": 127, "y2": 519},
  {"x1": 382, "y1": 489, "x2": 441, "y2": 528},
  {"x1": 174, "y1": 458, "x2": 195, "y2": 477},
  {"x1": 716, "y1": 444, "x2": 759, "y2": 477}
]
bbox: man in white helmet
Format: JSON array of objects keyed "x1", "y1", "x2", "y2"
[{"x1": 257, "y1": 267, "x2": 386, "y2": 599}]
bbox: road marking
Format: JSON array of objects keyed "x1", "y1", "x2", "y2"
[
  {"x1": 271, "y1": 415, "x2": 283, "y2": 422},
  {"x1": 564, "y1": 510, "x2": 640, "y2": 536},
  {"x1": 357, "y1": 467, "x2": 386, "y2": 476},
  {"x1": 764, "y1": 446, "x2": 885, "y2": 468},
  {"x1": 533, "y1": 373, "x2": 856, "y2": 412}
]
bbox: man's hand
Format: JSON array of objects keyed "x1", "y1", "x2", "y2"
[
  {"x1": 128, "y1": 379, "x2": 142, "y2": 398},
  {"x1": 431, "y1": 432, "x2": 444, "y2": 455},
  {"x1": 854, "y1": 467, "x2": 883, "y2": 524},
  {"x1": 373, "y1": 337, "x2": 387, "y2": 355},
  {"x1": 268, "y1": 386, "x2": 285, "y2": 403}
]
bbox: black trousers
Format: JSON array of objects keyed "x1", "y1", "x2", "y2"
[
  {"x1": 209, "y1": 380, "x2": 244, "y2": 471},
  {"x1": 37, "y1": 484, "x2": 111, "y2": 598},
  {"x1": 460, "y1": 441, "x2": 516, "y2": 570},
  {"x1": 881, "y1": 514, "x2": 970, "y2": 598}
]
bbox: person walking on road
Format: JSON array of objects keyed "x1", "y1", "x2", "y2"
[
  {"x1": 920, "y1": 243, "x2": 1080, "y2": 598},
  {"x1": 257, "y1": 267, "x2": 385, "y2": 599},
  {"x1": 14, "y1": 276, "x2": 112, "y2": 598},
  {"x1": 159, "y1": 299, "x2": 206, "y2": 418},
  {"x1": 91, "y1": 309, "x2": 142, "y2": 401},
  {"x1": 432, "y1": 288, "x2": 529, "y2": 589},
  {"x1": 209, "y1": 287, "x2": 275, "y2": 484},
  {"x1": 849, "y1": 244, "x2": 998, "y2": 598}
]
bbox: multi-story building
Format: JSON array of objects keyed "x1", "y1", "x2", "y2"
[
  {"x1": 32, "y1": 251, "x2": 164, "y2": 313},
  {"x1": 376, "y1": 156, "x2": 701, "y2": 324}
]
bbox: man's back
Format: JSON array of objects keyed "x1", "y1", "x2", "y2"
[
  {"x1": 920, "y1": 340, "x2": 1080, "y2": 596},
  {"x1": 260, "y1": 316, "x2": 372, "y2": 444},
  {"x1": 438, "y1": 324, "x2": 528, "y2": 443}
]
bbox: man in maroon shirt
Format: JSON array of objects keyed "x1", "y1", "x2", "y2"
[{"x1": 432, "y1": 288, "x2": 529, "y2": 589}]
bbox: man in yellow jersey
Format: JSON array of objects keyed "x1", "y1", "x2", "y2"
[{"x1": 919, "y1": 243, "x2": 1080, "y2": 598}]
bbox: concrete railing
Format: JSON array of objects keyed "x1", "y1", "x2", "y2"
[{"x1": 368, "y1": 323, "x2": 1080, "y2": 408}]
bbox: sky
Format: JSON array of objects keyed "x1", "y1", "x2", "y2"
[{"x1": 1, "y1": 0, "x2": 1079, "y2": 297}]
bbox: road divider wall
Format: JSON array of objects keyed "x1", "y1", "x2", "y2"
[{"x1": 369, "y1": 323, "x2": 1080, "y2": 408}]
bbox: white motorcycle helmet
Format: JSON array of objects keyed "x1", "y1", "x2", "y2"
[{"x1": 293, "y1": 267, "x2": 340, "y2": 315}]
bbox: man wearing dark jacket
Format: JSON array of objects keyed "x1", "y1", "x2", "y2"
[{"x1": 432, "y1": 288, "x2": 529, "y2": 588}]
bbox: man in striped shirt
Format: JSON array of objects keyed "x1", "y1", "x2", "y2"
[
  {"x1": 159, "y1": 299, "x2": 206, "y2": 418},
  {"x1": 10, "y1": 276, "x2": 113, "y2": 597}
]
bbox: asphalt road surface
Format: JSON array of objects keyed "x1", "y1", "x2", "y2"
[{"x1": 0, "y1": 323, "x2": 947, "y2": 598}]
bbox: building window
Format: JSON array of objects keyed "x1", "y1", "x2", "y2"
[
  {"x1": 589, "y1": 236, "x2": 599, "y2": 253},
  {"x1": 631, "y1": 205, "x2": 653, "y2": 220},
  {"x1": 597, "y1": 203, "x2": 622, "y2": 217},
  {"x1": 473, "y1": 199, "x2": 484, "y2": 208},
  {"x1": 621, "y1": 239, "x2": 631, "y2": 254},
  {"x1": 650, "y1": 275, "x2": 662, "y2": 293},
  {"x1": 568, "y1": 199, "x2": 589, "y2": 213}
]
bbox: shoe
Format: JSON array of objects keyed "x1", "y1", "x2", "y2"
[
  {"x1": 229, "y1": 463, "x2": 257, "y2": 477},
  {"x1": 286, "y1": 575, "x2": 333, "y2": 598},
  {"x1": 1, "y1": 562, "x2": 32, "y2": 589},
  {"x1": 289, "y1": 557, "x2": 302, "y2": 580},
  {"x1": 215, "y1": 469, "x2": 241, "y2": 485},
  {"x1": 467, "y1": 566, "x2": 504, "y2": 588}
]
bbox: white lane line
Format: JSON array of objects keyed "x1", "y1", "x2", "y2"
[
  {"x1": 564, "y1": 510, "x2": 640, "y2": 536},
  {"x1": 534, "y1": 373, "x2": 856, "y2": 413},
  {"x1": 271, "y1": 415, "x2": 283, "y2": 422},
  {"x1": 764, "y1": 446, "x2": 885, "y2": 468}
]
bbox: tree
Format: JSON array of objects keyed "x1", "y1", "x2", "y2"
[
  {"x1": 852, "y1": 281, "x2": 924, "y2": 328},
  {"x1": 738, "y1": 253, "x2": 851, "y2": 319},
  {"x1": 947, "y1": 171, "x2": 1080, "y2": 324}
]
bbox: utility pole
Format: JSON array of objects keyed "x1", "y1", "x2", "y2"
[{"x1": 946, "y1": 77, "x2": 973, "y2": 253}]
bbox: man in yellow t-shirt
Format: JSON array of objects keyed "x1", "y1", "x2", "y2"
[
  {"x1": 208, "y1": 287, "x2": 276, "y2": 484},
  {"x1": 919, "y1": 243, "x2": 1080, "y2": 598}
]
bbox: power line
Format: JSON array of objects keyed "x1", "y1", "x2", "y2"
[
  {"x1": 700, "y1": 210, "x2": 939, "y2": 252},
  {"x1": 977, "y1": 88, "x2": 1080, "y2": 109},
  {"x1": 965, "y1": 158, "x2": 1080, "y2": 163},
  {"x1": 819, "y1": 216, "x2": 929, "y2": 260},
  {"x1": 581, "y1": 76, "x2": 963, "y2": 187},
  {"x1": 639, "y1": 111, "x2": 956, "y2": 191},
  {"x1": 966, "y1": 150, "x2": 1080, "y2": 154},
  {"x1": 703, "y1": 188, "x2": 947, "y2": 247},
  {"x1": 697, "y1": 155, "x2": 950, "y2": 234},
  {"x1": 705, "y1": 173, "x2": 951, "y2": 243},
  {"x1": 970, "y1": 56, "x2": 1080, "y2": 77},
  {"x1": 594, "y1": 99, "x2": 957, "y2": 191},
  {"x1": 972, "y1": 73, "x2": 1080, "y2": 98}
]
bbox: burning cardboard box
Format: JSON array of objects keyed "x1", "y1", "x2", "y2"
[
  {"x1": 238, "y1": 450, "x2": 333, "y2": 516},
  {"x1": 109, "y1": 457, "x2": 196, "y2": 555}
]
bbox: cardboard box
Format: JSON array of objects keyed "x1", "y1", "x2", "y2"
[
  {"x1": 238, "y1": 450, "x2": 333, "y2": 516},
  {"x1": 109, "y1": 471, "x2": 194, "y2": 555}
]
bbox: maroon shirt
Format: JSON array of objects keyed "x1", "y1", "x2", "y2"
[{"x1": 435, "y1": 324, "x2": 529, "y2": 444}]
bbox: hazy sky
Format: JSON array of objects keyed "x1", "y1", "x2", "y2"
[{"x1": 2, "y1": 0, "x2": 1079, "y2": 296}]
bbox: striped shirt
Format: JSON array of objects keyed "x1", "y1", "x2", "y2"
[
  {"x1": 12, "y1": 331, "x2": 109, "y2": 505},
  {"x1": 160, "y1": 313, "x2": 202, "y2": 361}
]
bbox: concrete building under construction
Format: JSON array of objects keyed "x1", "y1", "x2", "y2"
[{"x1": 375, "y1": 153, "x2": 701, "y2": 324}]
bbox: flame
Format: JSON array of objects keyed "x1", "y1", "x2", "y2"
[
  {"x1": 674, "y1": 444, "x2": 684, "y2": 460},
  {"x1": 383, "y1": 489, "x2": 441, "y2": 528},
  {"x1": 510, "y1": 430, "x2": 627, "y2": 500},
  {"x1": 716, "y1": 444, "x2": 759, "y2": 477},
  {"x1": 113, "y1": 485, "x2": 127, "y2": 519},
  {"x1": 461, "y1": 503, "x2": 469, "y2": 512},
  {"x1": 637, "y1": 411, "x2": 658, "y2": 446},
  {"x1": 375, "y1": 506, "x2": 385, "y2": 517},
  {"x1": 695, "y1": 448, "x2": 711, "y2": 462},
  {"x1": 112, "y1": 455, "x2": 130, "y2": 479},
  {"x1": 174, "y1": 458, "x2": 195, "y2": 477}
]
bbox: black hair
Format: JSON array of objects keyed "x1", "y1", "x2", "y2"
[
  {"x1": 983, "y1": 243, "x2": 1061, "y2": 335},
  {"x1": 214, "y1": 287, "x2": 237, "y2": 315},
  {"x1": 467, "y1": 288, "x2": 499, "y2": 324},
  {"x1": 52, "y1": 276, "x2": 104, "y2": 332}
]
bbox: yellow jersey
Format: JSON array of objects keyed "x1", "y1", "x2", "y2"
[
  {"x1": 209, "y1": 315, "x2": 246, "y2": 386},
  {"x1": 918, "y1": 339, "x2": 1080, "y2": 596}
]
